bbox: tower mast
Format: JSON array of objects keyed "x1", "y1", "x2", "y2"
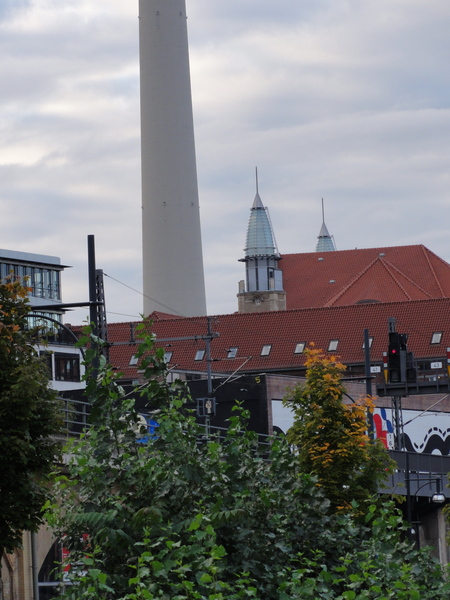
[{"x1": 139, "y1": 0, "x2": 207, "y2": 317}]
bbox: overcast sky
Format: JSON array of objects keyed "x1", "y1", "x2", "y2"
[{"x1": 1, "y1": 0, "x2": 449, "y2": 324}]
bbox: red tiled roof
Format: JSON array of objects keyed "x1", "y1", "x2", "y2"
[
  {"x1": 107, "y1": 298, "x2": 450, "y2": 378},
  {"x1": 280, "y1": 245, "x2": 450, "y2": 309}
]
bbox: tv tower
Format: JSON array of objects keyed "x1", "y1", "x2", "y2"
[{"x1": 139, "y1": 0, "x2": 207, "y2": 317}]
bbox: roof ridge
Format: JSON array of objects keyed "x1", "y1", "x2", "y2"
[
  {"x1": 420, "y1": 244, "x2": 450, "y2": 268},
  {"x1": 323, "y1": 255, "x2": 381, "y2": 307},
  {"x1": 381, "y1": 258, "x2": 434, "y2": 299},
  {"x1": 105, "y1": 296, "x2": 450, "y2": 327},
  {"x1": 378, "y1": 260, "x2": 413, "y2": 300},
  {"x1": 420, "y1": 245, "x2": 445, "y2": 297},
  {"x1": 208, "y1": 296, "x2": 450, "y2": 318},
  {"x1": 323, "y1": 255, "x2": 435, "y2": 307},
  {"x1": 282, "y1": 243, "x2": 432, "y2": 259}
]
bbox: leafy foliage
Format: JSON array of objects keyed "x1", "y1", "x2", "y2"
[
  {"x1": 0, "y1": 279, "x2": 62, "y2": 554},
  {"x1": 282, "y1": 503, "x2": 449, "y2": 599},
  {"x1": 47, "y1": 332, "x2": 449, "y2": 599},
  {"x1": 283, "y1": 346, "x2": 393, "y2": 512}
]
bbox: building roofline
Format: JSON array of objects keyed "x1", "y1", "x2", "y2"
[{"x1": 0, "y1": 248, "x2": 70, "y2": 269}]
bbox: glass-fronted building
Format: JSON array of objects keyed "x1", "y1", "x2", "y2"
[
  {"x1": 0, "y1": 248, "x2": 66, "y2": 317},
  {"x1": 0, "y1": 248, "x2": 84, "y2": 391}
]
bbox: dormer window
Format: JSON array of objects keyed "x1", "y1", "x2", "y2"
[
  {"x1": 294, "y1": 342, "x2": 306, "y2": 354},
  {"x1": 328, "y1": 340, "x2": 339, "y2": 352},
  {"x1": 195, "y1": 349, "x2": 205, "y2": 361},
  {"x1": 431, "y1": 332, "x2": 442, "y2": 345},
  {"x1": 261, "y1": 344, "x2": 272, "y2": 356}
]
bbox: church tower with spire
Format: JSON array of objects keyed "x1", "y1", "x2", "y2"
[
  {"x1": 237, "y1": 173, "x2": 286, "y2": 313},
  {"x1": 315, "y1": 199, "x2": 336, "y2": 252}
]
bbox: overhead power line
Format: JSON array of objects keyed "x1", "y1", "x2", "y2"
[{"x1": 103, "y1": 272, "x2": 187, "y2": 317}]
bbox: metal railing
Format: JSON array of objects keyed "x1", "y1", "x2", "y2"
[
  {"x1": 381, "y1": 450, "x2": 450, "y2": 497},
  {"x1": 60, "y1": 396, "x2": 90, "y2": 436},
  {"x1": 58, "y1": 397, "x2": 450, "y2": 499}
]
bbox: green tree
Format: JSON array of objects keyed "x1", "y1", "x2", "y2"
[
  {"x1": 46, "y1": 332, "x2": 449, "y2": 599},
  {"x1": 283, "y1": 346, "x2": 393, "y2": 513},
  {"x1": 0, "y1": 279, "x2": 62, "y2": 593}
]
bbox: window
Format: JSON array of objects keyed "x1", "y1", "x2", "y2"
[
  {"x1": 227, "y1": 347, "x2": 238, "y2": 359},
  {"x1": 38, "y1": 540, "x2": 64, "y2": 599},
  {"x1": 362, "y1": 337, "x2": 373, "y2": 349},
  {"x1": 164, "y1": 351, "x2": 173, "y2": 363},
  {"x1": 49, "y1": 269, "x2": 61, "y2": 300},
  {"x1": 328, "y1": 340, "x2": 339, "y2": 352},
  {"x1": 195, "y1": 349, "x2": 205, "y2": 361},
  {"x1": 129, "y1": 355, "x2": 139, "y2": 366},
  {"x1": 294, "y1": 342, "x2": 306, "y2": 354},
  {"x1": 186, "y1": 373, "x2": 203, "y2": 381},
  {"x1": 34, "y1": 268, "x2": 44, "y2": 297},
  {"x1": 431, "y1": 332, "x2": 442, "y2": 344},
  {"x1": 261, "y1": 344, "x2": 272, "y2": 356},
  {"x1": 54, "y1": 353, "x2": 80, "y2": 381}
]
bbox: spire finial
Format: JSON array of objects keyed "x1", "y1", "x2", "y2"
[
  {"x1": 316, "y1": 198, "x2": 336, "y2": 252},
  {"x1": 255, "y1": 166, "x2": 259, "y2": 194}
]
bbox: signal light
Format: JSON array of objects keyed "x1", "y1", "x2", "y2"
[
  {"x1": 387, "y1": 332, "x2": 412, "y2": 383},
  {"x1": 388, "y1": 332, "x2": 405, "y2": 383}
]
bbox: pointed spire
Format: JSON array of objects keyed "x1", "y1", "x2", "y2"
[
  {"x1": 252, "y1": 166, "x2": 264, "y2": 209},
  {"x1": 315, "y1": 198, "x2": 336, "y2": 252},
  {"x1": 244, "y1": 168, "x2": 278, "y2": 257},
  {"x1": 238, "y1": 169, "x2": 285, "y2": 311},
  {"x1": 252, "y1": 192, "x2": 264, "y2": 210}
]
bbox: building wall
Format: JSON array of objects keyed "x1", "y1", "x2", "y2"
[{"x1": 237, "y1": 290, "x2": 287, "y2": 313}]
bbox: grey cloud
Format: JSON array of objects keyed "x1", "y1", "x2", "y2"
[{"x1": 1, "y1": 0, "x2": 450, "y2": 321}]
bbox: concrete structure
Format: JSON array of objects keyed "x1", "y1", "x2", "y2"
[{"x1": 139, "y1": 0, "x2": 207, "y2": 318}]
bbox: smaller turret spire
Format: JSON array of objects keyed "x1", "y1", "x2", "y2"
[{"x1": 315, "y1": 198, "x2": 336, "y2": 252}]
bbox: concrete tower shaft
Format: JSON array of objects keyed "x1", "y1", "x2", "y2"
[{"x1": 139, "y1": 0, "x2": 207, "y2": 317}]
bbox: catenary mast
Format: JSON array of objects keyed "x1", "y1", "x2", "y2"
[{"x1": 139, "y1": 0, "x2": 207, "y2": 317}]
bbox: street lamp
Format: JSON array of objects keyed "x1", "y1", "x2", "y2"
[{"x1": 431, "y1": 477, "x2": 446, "y2": 504}]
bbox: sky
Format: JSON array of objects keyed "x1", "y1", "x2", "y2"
[{"x1": 1, "y1": 0, "x2": 450, "y2": 324}]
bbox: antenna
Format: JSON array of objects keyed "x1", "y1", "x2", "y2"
[
  {"x1": 321, "y1": 197, "x2": 325, "y2": 223},
  {"x1": 255, "y1": 166, "x2": 259, "y2": 194}
]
